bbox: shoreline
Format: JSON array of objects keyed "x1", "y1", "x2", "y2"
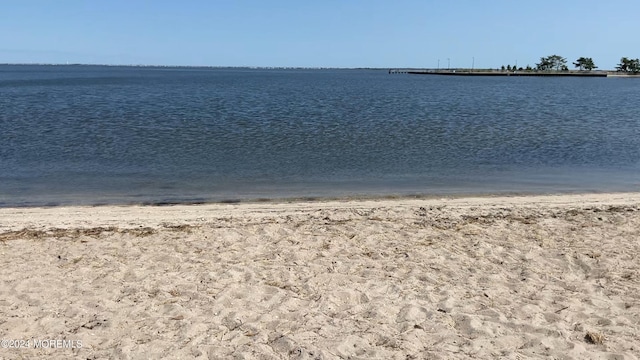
[
  {"x1": 2, "y1": 192, "x2": 640, "y2": 230},
  {"x1": 403, "y1": 70, "x2": 640, "y2": 77},
  {"x1": 2, "y1": 188, "x2": 638, "y2": 210},
  {"x1": 2, "y1": 192, "x2": 639, "y2": 358}
]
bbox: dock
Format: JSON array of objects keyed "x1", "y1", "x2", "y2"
[{"x1": 389, "y1": 69, "x2": 639, "y2": 78}]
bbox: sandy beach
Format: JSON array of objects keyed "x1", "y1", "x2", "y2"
[{"x1": 1, "y1": 193, "x2": 639, "y2": 359}]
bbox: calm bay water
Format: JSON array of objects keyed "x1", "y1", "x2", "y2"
[{"x1": 1, "y1": 65, "x2": 639, "y2": 206}]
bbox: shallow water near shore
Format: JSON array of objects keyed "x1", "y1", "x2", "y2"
[{"x1": 1, "y1": 65, "x2": 639, "y2": 207}]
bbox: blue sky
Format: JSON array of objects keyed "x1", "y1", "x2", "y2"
[{"x1": 1, "y1": 0, "x2": 639, "y2": 69}]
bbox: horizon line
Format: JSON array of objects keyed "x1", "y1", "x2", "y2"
[
  {"x1": 0, "y1": 62, "x2": 622, "y2": 72},
  {"x1": 0, "y1": 62, "x2": 394, "y2": 70}
]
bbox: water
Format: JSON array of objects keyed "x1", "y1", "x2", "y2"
[{"x1": 1, "y1": 65, "x2": 639, "y2": 206}]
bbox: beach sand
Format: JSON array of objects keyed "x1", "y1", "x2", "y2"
[{"x1": 1, "y1": 193, "x2": 639, "y2": 359}]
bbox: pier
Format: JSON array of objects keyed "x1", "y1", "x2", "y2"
[{"x1": 392, "y1": 69, "x2": 639, "y2": 77}]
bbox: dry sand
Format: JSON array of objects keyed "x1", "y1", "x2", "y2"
[{"x1": 1, "y1": 193, "x2": 639, "y2": 359}]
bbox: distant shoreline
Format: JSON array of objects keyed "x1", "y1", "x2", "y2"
[
  {"x1": 2, "y1": 64, "x2": 639, "y2": 76},
  {"x1": 391, "y1": 69, "x2": 640, "y2": 77}
]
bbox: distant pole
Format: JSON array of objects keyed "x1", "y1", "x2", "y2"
[
  {"x1": 437, "y1": 59, "x2": 440, "y2": 70},
  {"x1": 472, "y1": 57, "x2": 475, "y2": 70},
  {"x1": 447, "y1": 58, "x2": 450, "y2": 69}
]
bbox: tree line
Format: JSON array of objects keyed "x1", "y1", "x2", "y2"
[{"x1": 500, "y1": 55, "x2": 639, "y2": 73}]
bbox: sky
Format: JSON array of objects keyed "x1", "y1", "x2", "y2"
[{"x1": 1, "y1": 0, "x2": 639, "y2": 69}]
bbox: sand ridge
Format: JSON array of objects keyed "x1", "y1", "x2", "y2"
[{"x1": 1, "y1": 193, "x2": 639, "y2": 359}]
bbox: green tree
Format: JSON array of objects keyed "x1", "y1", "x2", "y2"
[
  {"x1": 573, "y1": 57, "x2": 597, "y2": 71},
  {"x1": 536, "y1": 57, "x2": 551, "y2": 70},
  {"x1": 631, "y1": 59, "x2": 640, "y2": 73},
  {"x1": 616, "y1": 57, "x2": 640, "y2": 73},
  {"x1": 536, "y1": 55, "x2": 567, "y2": 71},
  {"x1": 616, "y1": 57, "x2": 629, "y2": 72}
]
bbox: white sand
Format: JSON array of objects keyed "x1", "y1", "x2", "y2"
[{"x1": 1, "y1": 193, "x2": 639, "y2": 359}]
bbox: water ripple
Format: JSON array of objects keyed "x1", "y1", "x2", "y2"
[{"x1": 1, "y1": 66, "x2": 639, "y2": 205}]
